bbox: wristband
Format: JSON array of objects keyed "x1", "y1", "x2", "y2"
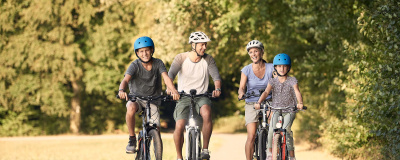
[
  {"x1": 216, "y1": 88, "x2": 221, "y2": 92},
  {"x1": 118, "y1": 89, "x2": 124, "y2": 92}
]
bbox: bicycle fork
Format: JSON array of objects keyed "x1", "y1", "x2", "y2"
[
  {"x1": 274, "y1": 115, "x2": 287, "y2": 160},
  {"x1": 185, "y1": 125, "x2": 200, "y2": 160}
]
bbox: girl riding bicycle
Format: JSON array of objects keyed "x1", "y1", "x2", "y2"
[
  {"x1": 238, "y1": 40, "x2": 275, "y2": 160},
  {"x1": 254, "y1": 53, "x2": 304, "y2": 160}
]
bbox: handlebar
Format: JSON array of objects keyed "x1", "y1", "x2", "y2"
[
  {"x1": 178, "y1": 89, "x2": 214, "y2": 99},
  {"x1": 270, "y1": 106, "x2": 308, "y2": 112},
  {"x1": 238, "y1": 89, "x2": 265, "y2": 101},
  {"x1": 116, "y1": 94, "x2": 173, "y2": 102}
]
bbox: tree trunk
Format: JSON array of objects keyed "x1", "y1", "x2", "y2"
[{"x1": 70, "y1": 80, "x2": 81, "y2": 134}]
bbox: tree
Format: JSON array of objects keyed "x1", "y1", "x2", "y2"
[{"x1": 0, "y1": 0, "x2": 135, "y2": 135}]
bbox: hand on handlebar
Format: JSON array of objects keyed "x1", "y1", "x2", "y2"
[
  {"x1": 254, "y1": 102, "x2": 261, "y2": 110},
  {"x1": 118, "y1": 91, "x2": 128, "y2": 101},
  {"x1": 212, "y1": 89, "x2": 221, "y2": 98},
  {"x1": 297, "y1": 103, "x2": 304, "y2": 110},
  {"x1": 166, "y1": 88, "x2": 180, "y2": 100},
  {"x1": 171, "y1": 90, "x2": 180, "y2": 101},
  {"x1": 238, "y1": 93, "x2": 244, "y2": 100}
]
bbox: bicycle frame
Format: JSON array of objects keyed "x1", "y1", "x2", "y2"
[
  {"x1": 185, "y1": 93, "x2": 200, "y2": 160},
  {"x1": 180, "y1": 89, "x2": 212, "y2": 160},
  {"x1": 271, "y1": 106, "x2": 307, "y2": 160},
  {"x1": 273, "y1": 109, "x2": 288, "y2": 160},
  {"x1": 118, "y1": 94, "x2": 170, "y2": 160},
  {"x1": 239, "y1": 90, "x2": 272, "y2": 160},
  {"x1": 140, "y1": 97, "x2": 156, "y2": 160}
]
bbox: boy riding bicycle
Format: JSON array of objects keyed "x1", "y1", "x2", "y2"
[
  {"x1": 254, "y1": 53, "x2": 304, "y2": 160},
  {"x1": 118, "y1": 36, "x2": 180, "y2": 154}
]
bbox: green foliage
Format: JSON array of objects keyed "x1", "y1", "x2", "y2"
[
  {"x1": 309, "y1": 0, "x2": 400, "y2": 158},
  {"x1": 1, "y1": 0, "x2": 399, "y2": 158},
  {"x1": 344, "y1": 0, "x2": 399, "y2": 158},
  {"x1": 0, "y1": 0, "x2": 135, "y2": 135}
]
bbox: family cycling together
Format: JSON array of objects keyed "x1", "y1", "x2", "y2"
[{"x1": 118, "y1": 31, "x2": 305, "y2": 160}]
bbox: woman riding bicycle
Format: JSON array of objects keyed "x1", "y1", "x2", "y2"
[
  {"x1": 254, "y1": 53, "x2": 304, "y2": 160},
  {"x1": 238, "y1": 40, "x2": 275, "y2": 160}
]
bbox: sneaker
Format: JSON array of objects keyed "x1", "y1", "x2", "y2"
[
  {"x1": 126, "y1": 137, "x2": 136, "y2": 154},
  {"x1": 200, "y1": 149, "x2": 210, "y2": 159},
  {"x1": 266, "y1": 150, "x2": 272, "y2": 160}
]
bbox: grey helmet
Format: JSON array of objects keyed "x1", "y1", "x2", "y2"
[
  {"x1": 246, "y1": 40, "x2": 264, "y2": 52},
  {"x1": 188, "y1": 31, "x2": 211, "y2": 44}
]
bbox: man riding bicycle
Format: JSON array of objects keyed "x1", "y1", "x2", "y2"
[
  {"x1": 118, "y1": 36, "x2": 180, "y2": 154},
  {"x1": 168, "y1": 31, "x2": 222, "y2": 160}
]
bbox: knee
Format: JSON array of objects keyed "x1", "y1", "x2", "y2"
[
  {"x1": 126, "y1": 104, "x2": 137, "y2": 116},
  {"x1": 200, "y1": 105, "x2": 212, "y2": 120},
  {"x1": 175, "y1": 120, "x2": 186, "y2": 132},
  {"x1": 247, "y1": 134, "x2": 256, "y2": 143}
]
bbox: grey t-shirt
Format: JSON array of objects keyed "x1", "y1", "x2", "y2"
[
  {"x1": 125, "y1": 58, "x2": 167, "y2": 105},
  {"x1": 269, "y1": 76, "x2": 298, "y2": 110}
]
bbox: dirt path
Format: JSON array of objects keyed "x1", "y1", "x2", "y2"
[
  {"x1": 0, "y1": 134, "x2": 338, "y2": 160},
  {"x1": 210, "y1": 133, "x2": 339, "y2": 160}
]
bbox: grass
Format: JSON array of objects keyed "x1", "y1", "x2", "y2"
[
  {"x1": 0, "y1": 134, "x2": 220, "y2": 160},
  {"x1": 213, "y1": 112, "x2": 247, "y2": 133}
]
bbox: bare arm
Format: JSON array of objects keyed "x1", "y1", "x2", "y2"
[
  {"x1": 212, "y1": 80, "x2": 222, "y2": 97},
  {"x1": 257, "y1": 84, "x2": 272, "y2": 104},
  {"x1": 253, "y1": 84, "x2": 272, "y2": 109},
  {"x1": 118, "y1": 74, "x2": 132, "y2": 101},
  {"x1": 238, "y1": 72, "x2": 247, "y2": 99},
  {"x1": 293, "y1": 83, "x2": 304, "y2": 109},
  {"x1": 161, "y1": 72, "x2": 180, "y2": 100}
]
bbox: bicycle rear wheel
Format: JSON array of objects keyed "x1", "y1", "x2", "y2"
[
  {"x1": 147, "y1": 129, "x2": 163, "y2": 160},
  {"x1": 258, "y1": 129, "x2": 268, "y2": 160},
  {"x1": 272, "y1": 133, "x2": 282, "y2": 160}
]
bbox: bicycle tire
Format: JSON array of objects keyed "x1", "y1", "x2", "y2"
[
  {"x1": 147, "y1": 129, "x2": 163, "y2": 160},
  {"x1": 258, "y1": 129, "x2": 268, "y2": 160},
  {"x1": 136, "y1": 137, "x2": 144, "y2": 160},
  {"x1": 188, "y1": 129, "x2": 198, "y2": 160},
  {"x1": 272, "y1": 133, "x2": 282, "y2": 160},
  {"x1": 253, "y1": 135, "x2": 259, "y2": 159}
]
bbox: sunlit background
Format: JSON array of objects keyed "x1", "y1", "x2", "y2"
[{"x1": 1, "y1": 0, "x2": 399, "y2": 159}]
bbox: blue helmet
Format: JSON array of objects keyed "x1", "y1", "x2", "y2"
[
  {"x1": 134, "y1": 36, "x2": 155, "y2": 51},
  {"x1": 134, "y1": 36, "x2": 154, "y2": 63},
  {"x1": 273, "y1": 53, "x2": 291, "y2": 76},
  {"x1": 273, "y1": 53, "x2": 291, "y2": 66}
]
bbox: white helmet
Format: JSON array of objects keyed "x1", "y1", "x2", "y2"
[
  {"x1": 246, "y1": 40, "x2": 264, "y2": 52},
  {"x1": 188, "y1": 31, "x2": 211, "y2": 44}
]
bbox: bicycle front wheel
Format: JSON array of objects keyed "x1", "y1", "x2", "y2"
[
  {"x1": 147, "y1": 129, "x2": 163, "y2": 160},
  {"x1": 188, "y1": 129, "x2": 200, "y2": 160},
  {"x1": 136, "y1": 137, "x2": 144, "y2": 160},
  {"x1": 272, "y1": 133, "x2": 282, "y2": 160},
  {"x1": 258, "y1": 129, "x2": 268, "y2": 160}
]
